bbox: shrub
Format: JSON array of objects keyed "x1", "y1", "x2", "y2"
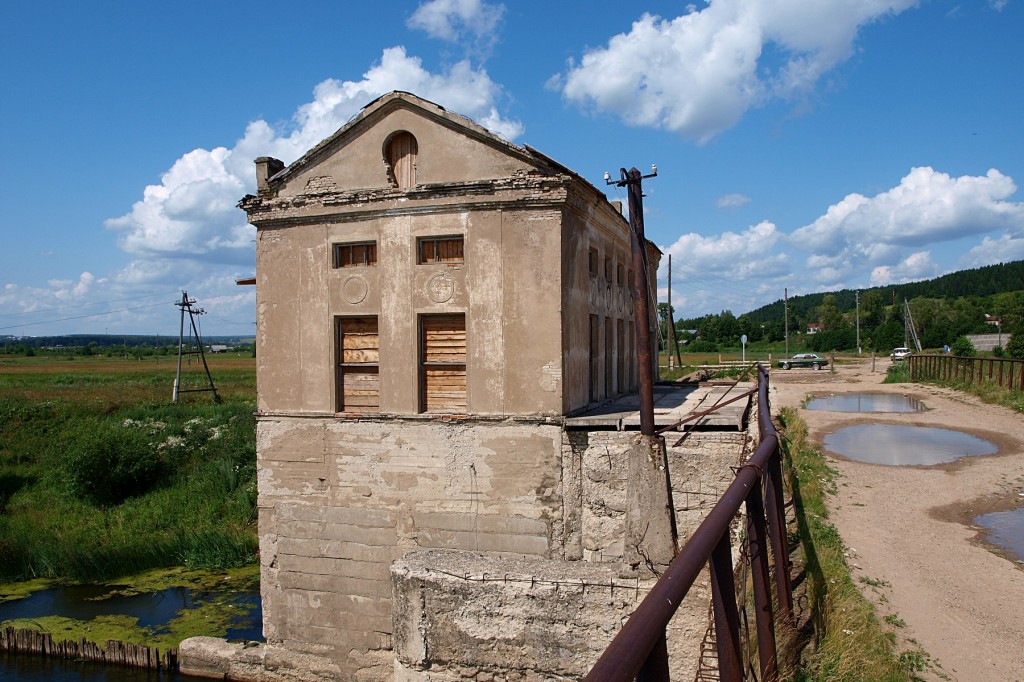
[
  {"x1": 61, "y1": 421, "x2": 170, "y2": 506},
  {"x1": 1006, "y1": 333, "x2": 1024, "y2": 360},
  {"x1": 685, "y1": 340, "x2": 719, "y2": 353},
  {"x1": 950, "y1": 335, "x2": 975, "y2": 358}
]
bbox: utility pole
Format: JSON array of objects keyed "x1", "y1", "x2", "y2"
[
  {"x1": 666, "y1": 254, "x2": 683, "y2": 370},
  {"x1": 606, "y1": 165, "x2": 658, "y2": 436},
  {"x1": 856, "y1": 290, "x2": 861, "y2": 354},
  {"x1": 173, "y1": 291, "x2": 220, "y2": 403},
  {"x1": 784, "y1": 287, "x2": 789, "y2": 358},
  {"x1": 606, "y1": 164, "x2": 676, "y2": 573}
]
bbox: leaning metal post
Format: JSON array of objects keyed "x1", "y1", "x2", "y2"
[{"x1": 610, "y1": 166, "x2": 658, "y2": 435}]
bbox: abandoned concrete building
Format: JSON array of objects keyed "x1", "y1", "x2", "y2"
[{"x1": 181, "y1": 92, "x2": 755, "y2": 681}]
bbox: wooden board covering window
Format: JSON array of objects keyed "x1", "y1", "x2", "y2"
[
  {"x1": 337, "y1": 317, "x2": 379, "y2": 413},
  {"x1": 419, "y1": 237, "x2": 464, "y2": 264},
  {"x1": 386, "y1": 132, "x2": 418, "y2": 188},
  {"x1": 334, "y1": 242, "x2": 377, "y2": 268},
  {"x1": 421, "y1": 314, "x2": 466, "y2": 412}
]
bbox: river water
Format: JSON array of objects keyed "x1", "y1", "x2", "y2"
[
  {"x1": 0, "y1": 580, "x2": 262, "y2": 681},
  {"x1": 0, "y1": 652, "x2": 208, "y2": 681}
]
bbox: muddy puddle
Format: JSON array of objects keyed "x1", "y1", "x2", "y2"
[
  {"x1": 824, "y1": 424, "x2": 998, "y2": 465},
  {"x1": 975, "y1": 505, "x2": 1024, "y2": 562},
  {"x1": 805, "y1": 392, "x2": 925, "y2": 413}
]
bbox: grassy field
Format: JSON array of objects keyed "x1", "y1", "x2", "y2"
[{"x1": 0, "y1": 354, "x2": 258, "y2": 582}]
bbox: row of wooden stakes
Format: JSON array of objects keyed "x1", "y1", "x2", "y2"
[{"x1": 0, "y1": 626, "x2": 178, "y2": 671}]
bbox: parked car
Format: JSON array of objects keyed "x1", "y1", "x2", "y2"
[
  {"x1": 776, "y1": 353, "x2": 828, "y2": 370},
  {"x1": 890, "y1": 347, "x2": 912, "y2": 361}
]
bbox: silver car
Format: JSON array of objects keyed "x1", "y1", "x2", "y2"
[{"x1": 890, "y1": 347, "x2": 912, "y2": 361}]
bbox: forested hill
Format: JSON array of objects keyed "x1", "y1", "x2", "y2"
[{"x1": 745, "y1": 260, "x2": 1024, "y2": 324}]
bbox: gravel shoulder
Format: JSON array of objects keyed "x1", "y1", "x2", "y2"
[{"x1": 769, "y1": 359, "x2": 1024, "y2": 682}]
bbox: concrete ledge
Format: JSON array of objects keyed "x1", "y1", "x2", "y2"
[
  {"x1": 179, "y1": 637, "x2": 345, "y2": 682},
  {"x1": 391, "y1": 550, "x2": 654, "y2": 680}
]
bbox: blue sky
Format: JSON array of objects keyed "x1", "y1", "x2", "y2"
[{"x1": 2, "y1": 0, "x2": 1022, "y2": 337}]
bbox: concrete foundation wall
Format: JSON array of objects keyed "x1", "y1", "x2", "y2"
[
  {"x1": 255, "y1": 415, "x2": 750, "y2": 681},
  {"x1": 257, "y1": 418, "x2": 565, "y2": 680}
]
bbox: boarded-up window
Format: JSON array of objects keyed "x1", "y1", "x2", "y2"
[
  {"x1": 419, "y1": 236, "x2": 464, "y2": 264},
  {"x1": 421, "y1": 314, "x2": 466, "y2": 413},
  {"x1": 336, "y1": 317, "x2": 379, "y2": 413},
  {"x1": 386, "y1": 131, "x2": 418, "y2": 188},
  {"x1": 333, "y1": 242, "x2": 377, "y2": 268}
]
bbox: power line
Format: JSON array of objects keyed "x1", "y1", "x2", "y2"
[
  {"x1": 0, "y1": 302, "x2": 171, "y2": 331},
  {"x1": 0, "y1": 290, "x2": 182, "y2": 319},
  {"x1": 205, "y1": 313, "x2": 257, "y2": 327}
]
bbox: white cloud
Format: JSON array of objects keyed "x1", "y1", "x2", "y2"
[
  {"x1": 960, "y1": 234, "x2": 1024, "y2": 268},
  {"x1": 558, "y1": 0, "x2": 918, "y2": 142},
  {"x1": 408, "y1": 0, "x2": 505, "y2": 43},
  {"x1": 716, "y1": 193, "x2": 751, "y2": 209},
  {"x1": 791, "y1": 167, "x2": 1024, "y2": 278},
  {"x1": 662, "y1": 220, "x2": 790, "y2": 281},
  {"x1": 869, "y1": 251, "x2": 939, "y2": 286}
]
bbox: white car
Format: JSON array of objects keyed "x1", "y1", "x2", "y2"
[{"x1": 891, "y1": 347, "x2": 912, "y2": 361}]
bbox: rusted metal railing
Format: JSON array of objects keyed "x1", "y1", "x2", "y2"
[
  {"x1": 585, "y1": 364, "x2": 791, "y2": 682},
  {"x1": 910, "y1": 354, "x2": 1024, "y2": 391}
]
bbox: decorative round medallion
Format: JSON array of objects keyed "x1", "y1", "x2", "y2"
[
  {"x1": 426, "y1": 272, "x2": 455, "y2": 303},
  {"x1": 342, "y1": 275, "x2": 369, "y2": 304}
]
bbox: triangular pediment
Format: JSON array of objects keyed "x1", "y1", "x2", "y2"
[{"x1": 270, "y1": 92, "x2": 562, "y2": 198}]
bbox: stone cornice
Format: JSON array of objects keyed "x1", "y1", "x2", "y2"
[{"x1": 242, "y1": 174, "x2": 573, "y2": 228}]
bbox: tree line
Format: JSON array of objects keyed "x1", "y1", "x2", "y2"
[{"x1": 661, "y1": 260, "x2": 1024, "y2": 356}]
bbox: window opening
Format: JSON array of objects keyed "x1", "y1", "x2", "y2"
[
  {"x1": 616, "y1": 319, "x2": 625, "y2": 393},
  {"x1": 420, "y1": 314, "x2": 466, "y2": 412},
  {"x1": 604, "y1": 317, "x2": 613, "y2": 396},
  {"x1": 589, "y1": 315, "x2": 599, "y2": 402},
  {"x1": 336, "y1": 317, "x2": 379, "y2": 413},
  {"x1": 385, "y1": 131, "x2": 418, "y2": 189},
  {"x1": 333, "y1": 242, "x2": 377, "y2": 268},
  {"x1": 588, "y1": 248, "x2": 599, "y2": 276},
  {"x1": 419, "y1": 236, "x2": 464, "y2": 265}
]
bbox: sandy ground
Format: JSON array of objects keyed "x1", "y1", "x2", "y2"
[{"x1": 768, "y1": 358, "x2": 1024, "y2": 682}]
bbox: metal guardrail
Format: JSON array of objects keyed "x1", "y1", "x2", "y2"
[
  {"x1": 910, "y1": 354, "x2": 1024, "y2": 391},
  {"x1": 585, "y1": 364, "x2": 792, "y2": 682}
]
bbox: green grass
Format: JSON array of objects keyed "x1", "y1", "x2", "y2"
[
  {"x1": 780, "y1": 407, "x2": 928, "y2": 681},
  {"x1": 0, "y1": 356, "x2": 258, "y2": 582}
]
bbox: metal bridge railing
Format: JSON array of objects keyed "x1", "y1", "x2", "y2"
[{"x1": 585, "y1": 363, "x2": 792, "y2": 682}]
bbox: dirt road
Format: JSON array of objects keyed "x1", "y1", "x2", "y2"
[{"x1": 769, "y1": 358, "x2": 1024, "y2": 682}]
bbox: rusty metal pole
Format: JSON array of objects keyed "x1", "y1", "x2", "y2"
[{"x1": 611, "y1": 166, "x2": 658, "y2": 435}]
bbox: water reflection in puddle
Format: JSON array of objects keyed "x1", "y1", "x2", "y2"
[
  {"x1": 825, "y1": 424, "x2": 998, "y2": 465},
  {"x1": 805, "y1": 393, "x2": 925, "y2": 413},
  {"x1": 975, "y1": 506, "x2": 1024, "y2": 562}
]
